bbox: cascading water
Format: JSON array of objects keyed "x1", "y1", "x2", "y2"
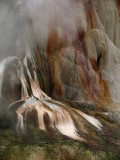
[{"x1": 0, "y1": 45, "x2": 102, "y2": 142}]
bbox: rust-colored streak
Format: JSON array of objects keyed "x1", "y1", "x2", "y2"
[
  {"x1": 74, "y1": 49, "x2": 96, "y2": 101},
  {"x1": 73, "y1": 30, "x2": 88, "y2": 57},
  {"x1": 46, "y1": 28, "x2": 63, "y2": 97},
  {"x1": 80, "y1": 63, "x2": 100, "y2": 102},
  {"x1": 116, "y1": 0, "x2": 120, "y2": 16},
  {"x1": 47, "y1": 27, "x2": 68, "y2": 53},
  {"x1": 47, "y1": 28, "x2": 59, "y2": 53},
  {"x1": 99, "y1": 80, "x2": 112, "y2": 103},
  {"x1": 74, "y1": 49, "x2": 112, "y2": 103},
  {"x1": 116, "y1": 0, "x2": 120, "y2": 8},
  {"x1": 73, "y1": 30, "x2": 102, "y2": 102},
  {"x1": 84, "y1": 0, "x2": 95, "y2": 29},
  {"x1": 90, "y1": 59, "x2": 98, "y2": 72},
  {"x1": 90, "y1": 59, "x2": 112, "y2": 103}
]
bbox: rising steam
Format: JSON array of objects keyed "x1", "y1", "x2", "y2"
[{"x1": 0, "y1": 0, "x2": 87, "y2": 60}]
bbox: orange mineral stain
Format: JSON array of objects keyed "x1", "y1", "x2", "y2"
[
  {"x1": 83, "y1": 0, "x2": 95, "y2": 29},
  {"x1": 47, "y1": 28, "x2": 63, "y2": 97},
  {"x1": 116, "y1": 0, "x2": 120, "y2": 8},
  {"x1": 90, "y1": 59, "x2": 112, "y2": 103}
]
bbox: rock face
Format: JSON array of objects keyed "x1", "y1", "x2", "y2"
[
  {"x1": 26, "y1": 0, "x2": 120, "y2": 104},
  {"x1": 93, "y1": 0, "x2": 120, "y2": 48},
  {"x1": 0, "y1": 0, "x2": 120, "y2": 104}
]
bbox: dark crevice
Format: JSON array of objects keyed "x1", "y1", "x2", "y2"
[{"x1": 97, "y1": 54, "x2": 102, "y2": 69}]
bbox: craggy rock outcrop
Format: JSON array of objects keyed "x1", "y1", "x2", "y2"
[{"x1": 28, "y1": 0, "x2": 120, "y2": 104}]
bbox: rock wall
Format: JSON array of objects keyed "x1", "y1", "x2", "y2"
[
  {"x1": 29, "y1": 0, "x2": 120, "y2": 104},
  {"x1": 0, "y1": 0, "x2": 120, "y2": 105}
]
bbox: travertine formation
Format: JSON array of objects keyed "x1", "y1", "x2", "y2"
[{"x1": 0, "y1": 0, "x2": 120, "y2": 146}]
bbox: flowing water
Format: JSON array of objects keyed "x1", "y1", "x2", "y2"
[{"x1": 0, "y1": 45, "x2": 102, "y2": 142}]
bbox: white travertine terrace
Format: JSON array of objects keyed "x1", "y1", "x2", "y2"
[{"x1": 13, "y1": 46, "x2": 102, "y2": 141}]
